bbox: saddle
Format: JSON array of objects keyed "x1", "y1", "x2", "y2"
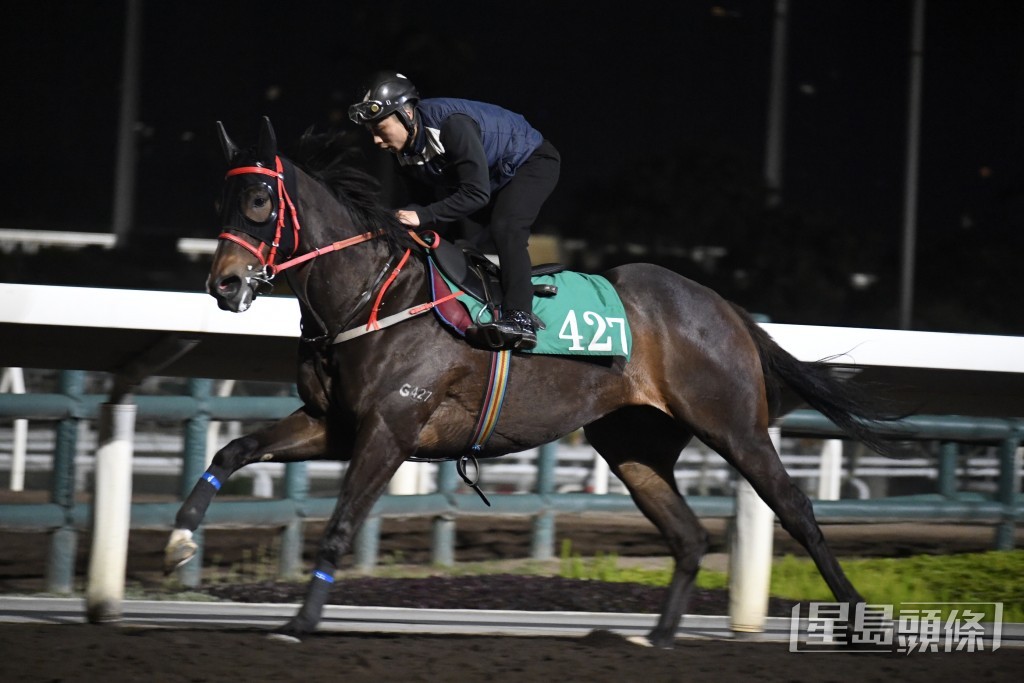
[
  {"x1": 425, "y1": 233, "x2": 563, "y2": 322},
  {"x1": 419, "y1": 232, "x2": 633, "y2": 359}
]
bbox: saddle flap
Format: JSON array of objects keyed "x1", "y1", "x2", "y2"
[{"x1": 427, "y1": 236, "x2": 497, "y2": 304}]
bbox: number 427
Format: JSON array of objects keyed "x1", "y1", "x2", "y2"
[{"x1": 558, "y1": 311, "x2": 628, "y2": 353}]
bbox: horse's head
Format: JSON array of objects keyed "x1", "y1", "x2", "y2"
[{"x1": 208, "y1": 116, "x2": 301, "y2": 312}]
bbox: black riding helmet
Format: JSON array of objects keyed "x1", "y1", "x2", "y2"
[{"x1": 348, "y1": 71, "x2": 419, "y2": 134}]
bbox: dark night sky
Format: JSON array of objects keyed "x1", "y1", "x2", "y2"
[
  {"x1": 2, "y1": 1, "x2": 1022, "y2": 328},
  {"x1": 3, "y1": 1, "x2": 776, "y2": 230}
]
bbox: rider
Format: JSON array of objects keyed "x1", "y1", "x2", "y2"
[{"x1": 348, "y1": 71, "x2": 561, "y2": 351}]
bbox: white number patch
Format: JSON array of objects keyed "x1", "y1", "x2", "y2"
[
  {"x1": 399, "y1": 384, "x2": 433, "y2": 402},
  {"x1": 557, "y1": 311, "x2": 629, "y2": 354}
]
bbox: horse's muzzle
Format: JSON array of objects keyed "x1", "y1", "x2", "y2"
[{"x1": 209, "y1": 274, "x2": 255, "y2": 312}]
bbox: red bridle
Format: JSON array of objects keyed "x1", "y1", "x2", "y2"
[
  {"x1": 218, "y1": 156, "x2": 381, "y2": 277},
  {"x1": 216, "y1": 158, "x2": 453, "y2": 338},
  {"x1": 220, "y1": 156, "x2": 300, "y2": 270}
]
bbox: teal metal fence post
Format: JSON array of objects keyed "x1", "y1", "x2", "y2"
[
  {"x1": 531, "y1": 442, "x2": 557, "y2": 561},
  {"x1": 354, "y1": 515, "x2": 381, "y2": 571},
  {"x1": 938, "y1": 441, "x2": 958, "y2": 499},
  {"x1": 46, "y1": 370, "x2": 84, "y2": 594},
  {"x1": 994, "y1": 431, "x2": 1022, "y2": 551},
  {"x1": 177, "y1": 378, "x2": 212, "y2": 587},
  {"x1": 280, "y1": 461, "x2": 307, "y2": 578},
  {"x1": 432, "y1": 462, "x2": 458, "y2": 566}
]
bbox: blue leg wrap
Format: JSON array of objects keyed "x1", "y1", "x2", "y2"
[{"x1": 200, "y1": 471, "x2": 223, "y2": 491}]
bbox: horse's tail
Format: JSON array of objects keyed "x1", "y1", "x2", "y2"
[{"x1": 731, "y1": 304, "x2": 903, "y2": 455}]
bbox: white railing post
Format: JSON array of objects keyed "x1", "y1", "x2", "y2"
[
  {"x1": 590, "y1": 450, "x2": 610, "y2": 494},
  {"x1": 1, "y1": 367, "x2": 28, "y2": 491},
  {"x1": 817, "y1": 439, "x2": 843, "y2": 501},
  {"x1": 86, "y1": 402, "x2": 137, "y2": 623},
  {"x1": 728, "y1": 426, "x2": 779, "y2": 634},
  {"x1": 389, "y1": 462, "x2": 422, "y2": 494}
]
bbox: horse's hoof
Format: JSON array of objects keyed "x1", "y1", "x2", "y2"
[
  {"x1": 626, "y1": 636, "x2": 654, "y2": 648},
  {"x1": 163, "y1": 530, "x2": 198, "y2": 574},
  {"x1": 269, "y1": 620, "x2": 307, "y2": 643},
  {"x1": 644, "y1": 631, "x2": 677, "y2": 649}
]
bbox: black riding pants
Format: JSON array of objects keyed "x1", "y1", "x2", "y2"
[{"x1": 459, "y1": 139, "x2": 561, "y2": 314}]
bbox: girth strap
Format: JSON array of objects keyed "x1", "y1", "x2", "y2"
[
  {"x1": 458, "y1": 349, "x2": 513, "y2": 506},
  {"x1": 469, "y1": 350, "x2": 512, "y2": 452},
  {"x1": 408, "y1": 348, "x2": 511, "y2": 506}
]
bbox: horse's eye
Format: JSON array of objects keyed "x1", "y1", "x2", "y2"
[{"x1": 240, "y1": 184, "x2": 275, "y2": 223}]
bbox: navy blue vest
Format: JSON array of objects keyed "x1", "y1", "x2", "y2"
[{"x1": 413, "y1": 98, "x2": 543, "y2": 191}]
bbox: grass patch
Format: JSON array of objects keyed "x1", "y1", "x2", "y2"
[
  {"x1": 204, "y1": 540, "x2": 280, "y2": 585},
  {"x1": 558, "y1": 541, "x2": 1024, "y2": 621},
  {"x1": 764, "y1": 551, "x2": 1024, "y2": 621}
]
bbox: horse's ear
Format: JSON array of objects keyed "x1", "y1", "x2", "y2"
[
  {"x1": 216, "y1": 121, "x2": 239, "y2": 162},
  {"x1": 258, "y1": 116, "x2": 277, "y2": 162}
]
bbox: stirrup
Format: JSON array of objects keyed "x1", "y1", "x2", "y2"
[{"x1": 465, "y1": 323, "x2": 522, "y2": 351}]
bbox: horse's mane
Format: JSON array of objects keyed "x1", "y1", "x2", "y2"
[{"x1": 291, "y1": 129, "x2": 416, "y2": 254}]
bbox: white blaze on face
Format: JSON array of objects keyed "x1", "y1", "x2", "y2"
[{"x1": 238, "y1": 287, "x2": 252, "y2": 312}]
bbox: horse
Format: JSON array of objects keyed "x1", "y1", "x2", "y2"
[{"x1": 165, "y1": 116, "x2": 899, "y2": 647}]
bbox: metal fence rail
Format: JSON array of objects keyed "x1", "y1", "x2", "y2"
[{"x1": 3, "y1": 434, "x2": 1021, "y2": 499}]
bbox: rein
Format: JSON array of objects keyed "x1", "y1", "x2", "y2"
[{"x1": 219, "y1": 229, "x2": 381, "y2": 277}]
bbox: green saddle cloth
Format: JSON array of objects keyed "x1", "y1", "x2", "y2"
[{"x1": 446, "y1": 270, "x2": 632, "y2": 359}]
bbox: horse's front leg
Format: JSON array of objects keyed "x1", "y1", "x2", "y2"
[
  {"x1": 275, "y1": 412, "x2": 414, "y2": 638},
  {"x1": 164, "y1": 407, "x2": 329, "y2": 573}
]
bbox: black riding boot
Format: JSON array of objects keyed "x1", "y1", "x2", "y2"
[{"x1": 467, "y1": 309, "x2": 537, "y2": 351}]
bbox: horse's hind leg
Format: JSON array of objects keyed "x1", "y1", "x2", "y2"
[
  {"x1": 584, "y1": 407, "x2": 704, "y2": 649},
  {"x1": 700, "y1": 423, "x2": 862, "y2": 605},
  {"x1": 164, "y1": 408, "x2": 329, "y2": 573}
]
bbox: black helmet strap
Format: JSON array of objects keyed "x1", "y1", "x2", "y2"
[{"x1": 398, "y1": 104, "x2": 417, "y2": 139}]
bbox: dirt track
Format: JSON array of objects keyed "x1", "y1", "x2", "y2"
[{"x1": 2, "y1": 623, "x2": 1021, "y2": 683}]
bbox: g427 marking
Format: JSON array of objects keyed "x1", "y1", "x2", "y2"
[{"x1": 399, "y1": 384, "x2": 433, "y2": 402}]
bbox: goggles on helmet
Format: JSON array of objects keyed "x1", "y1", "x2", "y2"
[{"x1": 348, "y1": 100, "x2": 389, "y2": 124}]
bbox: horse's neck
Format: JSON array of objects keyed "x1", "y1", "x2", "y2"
[
  {"x1": 289, "y1": 171, "x2": 429, "y2": 337},
  {"x1": 290, "y1": 229, "x2": 428, "y2": 339}
]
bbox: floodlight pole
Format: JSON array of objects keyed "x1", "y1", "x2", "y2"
[
  {"x1": 763, "y1": 0, "x2": 789, "y2": 208},
  {"x1": 111, "y1": 0, "x2": 142, "y2": 248},
  {"x1": 899, "y1": 0, "x2": 926, "y2": 330}
]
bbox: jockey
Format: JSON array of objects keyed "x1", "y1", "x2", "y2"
[{"x1": 349, "y1": 70, "x2": 561, "y2": 352}]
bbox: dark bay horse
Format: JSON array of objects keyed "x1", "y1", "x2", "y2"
[{"x1": 166, "y1": 117, "x2": 897, "y2": 647}]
